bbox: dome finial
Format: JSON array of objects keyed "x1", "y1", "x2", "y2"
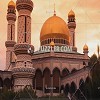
[{"x1": 54, "y1": 3, "x2": 56, "y2": 16}]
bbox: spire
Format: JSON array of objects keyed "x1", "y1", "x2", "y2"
[
  {"x1": 54, "y1": 3, "x2": 56, "y2": 16},
  {"x1": 97, "y1": 44, "x2": 100, "y2": 57}
]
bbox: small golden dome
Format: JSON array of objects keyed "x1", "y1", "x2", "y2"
[
  {"x1": 83, "y1": 44, "x2": 88, "y2": 50},
  {"x1": 8, "y1": 0, "x2": 15, "y2": 7},
  {"x1": 68, "y1": 10, "x2": 75, "y2": 17},
  {"x1": 50, "y1": 41, "x2": 55, "y2": 47},
  {"x1": 40, "y1": 15, "x2": 70, "y2": 44}
]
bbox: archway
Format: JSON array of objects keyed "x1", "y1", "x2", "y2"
[
  {"x1": 0, "y1": 77, "x2": 3, "y2": 88},
  {"x1": 85, "y1": 76, "x2": 92, "y2": 99},
  {"x1": 43, "y1": 68, "x2": 51, "y2": 93},
  {"x1": 11, "y1": 76, "x2": 14, "y2": 89},
  {"x1": 3, "y1": 78, "x2": 11, "y2": 89},
  {"x1": 35, "y1": 69, "x2": 43, "y2": 90},
  {"x1": 62, "y1": 68, "x2": 69, "y2": 78},
  {"x1": 60, "y1": 85, "x2": 64, "y2": 93},
  {"x1": 32, "y1": 77, "x2": 35, "y2": 89},
  {"x1": 75, "y1": 79, "x2": 85, "y2": 99},
  {"x1": 71, "y1": 68, "x2": 77, "y2": 73},
  {"x1": 79, "y1": 79, "x2": 85, "y2": 93},
  {"x1": 53, "y1": 68, "x2": 60, "y2": 93},
  {"x1": 64, "y1": 83, "x2": 70, "y2": 96},
  {"x1": 70, "y1": 82, "x2": 77, "y2": 94}
]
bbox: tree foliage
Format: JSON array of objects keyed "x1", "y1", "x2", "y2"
[
  {"x1": 90, "y1": 54, "x2": 100, "y2": 99},
  {"x1": 0, "y1": 86, "x2": 37, "y2": 100}
]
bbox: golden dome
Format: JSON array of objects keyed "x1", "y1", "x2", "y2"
[
  {"x1": 50, "y1": 41, "x2": 55, "y2": 47},
  {"x1": 68, "y1": 10, "x2": 75, "y2": 17},
  {"x1": 40, "y1": 15, "x2": 70, "y2": 43},
  {"x1": 83, "y1": 44, "x2": 88, "y2": 50},
  {"x1": 8, "y1": 0, "x2": 15, "y2": 7}
]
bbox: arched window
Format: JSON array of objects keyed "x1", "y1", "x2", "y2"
[
  {"x1": 65, "y1": 40, "x2": 67, "y2": 44},
  {"x1": 53, "y1": 68, "x2": 60, "y2": 93},
  {"x1": 64, "y1": 40, "x2": 66, "y2": 44},
  {"x1": 56, "y1": 39, "x2": 59, "y2": 43},
  {"x1": 55, "y1": 39, "x2": 57, "y2": 43},
  {"x1": 59, "y1": 39, "x2": 61, "y2": 43},
  {"x1": 50, "y1": 39, "x2": 52, "y2": 43},
  {"x1": 48, "y1": 39, "x2": 50, "y2": 44},
  {"x1": 58, "y1": 39, "x2": 60, "y2": 43},
  {"x1": 45, "y1": 40, "x2": 47, "y2": 44},
  {"x1": 43, "y1": 40, "x2": 45, "y2": 45},
  {"x1": 61, "y1": 39, "x2": 63, "y2": 44},
  {"x1": 35, "y1": 69, "x2": 43, "y2": 90},
  {"x1": 54, "y1": 39, "x2": 56, "y2": 43}
]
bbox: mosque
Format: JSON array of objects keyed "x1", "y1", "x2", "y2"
[{"x1": 0, "y1": 0, "x2": 91, "y2": 97}]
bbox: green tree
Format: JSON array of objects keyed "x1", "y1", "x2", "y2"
[
  {"x1": 91, "y1": 60, "x2": 100, "y2": 99},
  {"x1": 0, "y1": 87, "x2": 15, "y2": 100},
  {"x1": 89, "y1": 54, "x2": 97, "y2": 66},
  {"x1": 15, "y1": 86, "x2": 37, "y2": 99}
]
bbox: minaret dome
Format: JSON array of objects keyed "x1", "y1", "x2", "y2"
[
  {"x1": 83, "y1": 44, "x2": 88, "y2": 51},
  {"x1": 68, "y1": 10, "x2": 75, "y2": 17},
  {"x1": 8, "y1": 0, "x2": 15, "y2": 7}
]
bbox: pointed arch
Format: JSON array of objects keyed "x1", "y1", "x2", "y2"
[
  {"x1": 71, "y1": 68, "x2": 77, "y2": 73},
  {"x1": 60, "y1": 85, "x2": 64, "y2": 93},
  {"x1": 3, "y1": 78, "x2": 11, "y2": 89},
  {"x1": 53, "y1": 67, "x2": 60, "y2": 75},
  {"x1": 85, "y1": 76, "x2": 92, "y2": 99},
  {"x1": 53, "y1": 67, "x2": 60, "y2": 93},
  {"x1": 64, "y1": 83, "x2": 70, "y2": 96},
  {"x1": 0, "y1": 77, "x2": 3, "y2": 88},
  {"x1": 62, "y1": 68, "x2": 69, "y2": 78},
  {"x1": 85, "y1": 76, "x2": 91, "y2": 83},
  {"x1": 43, "y1": 68, "x2": 51, "y2": 93},
  {"x1": 35, "y1": 69, "x2": 43, "y2": 90},
  {"x1": 70, "y1": 81, "x2": 77, "y2": 94},
  {"x1": 79, "y1": 78, "x2": 85, "y2": 94}
]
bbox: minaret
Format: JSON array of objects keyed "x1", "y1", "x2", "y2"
[
  {"x1": 68, "y1": 10, "x2": 77, "y2": 52},
  {"x1": 16, "y1": 0, "x2": 33, "y2": 43},
  {"x1": 5, "y1": 0, "x2": 16, "y2": 70},
  {"x1": 12, "y1": 0, "x2": 34, "y2": 91}
]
